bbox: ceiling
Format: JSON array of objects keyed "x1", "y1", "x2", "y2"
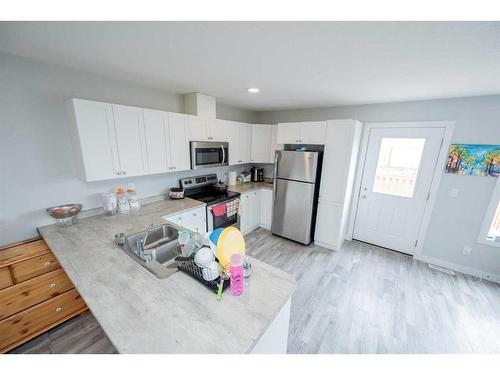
[{"x1": 0, "y1": 21, "x2": 499, "y2": 111}]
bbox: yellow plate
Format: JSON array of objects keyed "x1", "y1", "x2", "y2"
[{"x1": 216, "y1": 227, "x2": 246, "y2": 270}]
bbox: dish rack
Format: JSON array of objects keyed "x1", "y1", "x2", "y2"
[{"x1": 177, "y1": 258, "x2": 230, "y2": 294}]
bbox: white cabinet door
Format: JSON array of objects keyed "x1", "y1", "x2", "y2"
[
  {"x1": 187, "y1": 116, "x2": 208, "y2": 141},
  {"x1": 239, "y1": 123, "x2": 252, "y2": 164},
  {"x1": 70, "y1": 99, "x2": 120, "y2": 181},
  {"x1": 112, "y1": 104, "x2": 148, "y2": 177},
  {"x1": 167, "y1": 112, "x2": 190, "y2": 172},
  {"x1": 248, "y1": 190, "x2": 261, "y2": 231},
  {"x1": 208, "y1": 119, "x2": 230, "y2": 142},
  {"x1": 251, "y1": 125, "x2": 272, "y2": 163},
  {"x1": 314, "y1": 200, "x2": 343, "y2": 250},
  {"x1": 260, "y1": 189, "x2": 273, "y2": 229},
  {"x1": 277, "y1": 123, "x2": 301, "y2": 144},
  {"x1": 270, "y1": 124, "x2": 281, "y2": 163},
  {"x1": 229, "y1": 122, "x2": 252, "y2": 165},
  {"x1": 164, "y1": 206, "x2": 207, "y2": 234},
  {"x1": 143, "y1": 109, "x2": 168, "y2": 175},
  {"x1": 300, "y1": 121, "x2": 326, "y2": 144},
  {"x1": 319, "y1": 124, "x2": 354, "y2": 203},
  {"x1": 239, "y1": 193, "x2": 250, "y2": 234}
]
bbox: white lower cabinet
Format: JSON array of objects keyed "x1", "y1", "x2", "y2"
[
  {"x1": 260, "y1": 189, "x2": 273, "y2": 230},
  {"x1": 164, "y1": 206, "x2": 207, "y2": 234},
  {"x1": 314, "y1": 200, "x2": 344, "y2": 250},
  {"x1": 239, "y1": 190, "x2": 261, "y2": 235}
]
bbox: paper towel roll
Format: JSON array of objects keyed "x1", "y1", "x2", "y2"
[{"x1": 228, "y1": 171, "x2": 237, "y2": 186}]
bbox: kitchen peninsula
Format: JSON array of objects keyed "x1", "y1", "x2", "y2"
[{"x1": 37, "y1": 197, "x2": 296, "y2": 354}]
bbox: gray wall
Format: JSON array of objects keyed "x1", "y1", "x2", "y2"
[
  {"x1": 257, "y1": 96, "x2": 500, "y2": 278},
  {"x1": 0, "y1": 52, "x2": 256, "y2": 245}
]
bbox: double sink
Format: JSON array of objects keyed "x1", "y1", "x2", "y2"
[{"x1": 120, "y1": 224, "x2": 182, "y2": 279}]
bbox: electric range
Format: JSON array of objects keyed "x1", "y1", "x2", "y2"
[{"x1": 180, "y1": 174, "x2": 240, "y2": 231}]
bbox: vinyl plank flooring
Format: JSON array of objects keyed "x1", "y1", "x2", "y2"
[
  {"x1": 245, "y1": 228, "x2": 500, "y2": 354},
  {"x1": 10, "y1": 227, "x2": 500, "y2": 354}
]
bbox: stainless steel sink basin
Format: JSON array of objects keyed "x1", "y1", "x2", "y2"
[{"x1": 119, "y1": 224, "x2": 181, "y2": 278}]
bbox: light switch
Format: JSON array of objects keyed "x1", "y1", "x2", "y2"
[{"x1": 449, "y1": 188, "x2": 459, "y2": 198}]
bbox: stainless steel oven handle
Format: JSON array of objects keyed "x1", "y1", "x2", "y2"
[{"x1": 221, "y1": 145, "x2": 225, "y2": 165}]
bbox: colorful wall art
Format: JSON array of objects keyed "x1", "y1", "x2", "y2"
[{"x1": 445, "y1": 144, "x2": 500, "y2": 177}]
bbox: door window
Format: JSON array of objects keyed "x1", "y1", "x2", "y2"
[{"x1": 372, "y1": 138, "x2": 426, "y2": 198}]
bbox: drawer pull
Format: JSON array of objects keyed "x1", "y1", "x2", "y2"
[
  {"x1": 44, "y1": 261, "x2": 52, "y2": 267},
  {"x1": 55, "y1": 307, "x2": 62, "y2": 313},
  {"x1": 50, "y1": 283, "x2": 56, "y2": 288}
]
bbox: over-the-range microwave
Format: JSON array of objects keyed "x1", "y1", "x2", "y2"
[{"x1": 190, "y1": 141, "x2": 229, "y2": 170}]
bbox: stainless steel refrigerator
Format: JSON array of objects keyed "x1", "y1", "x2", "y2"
[{"x1": 271, "y1": 150, "x2": 322, "y2": 245}]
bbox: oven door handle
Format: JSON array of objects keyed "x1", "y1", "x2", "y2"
[{"x1": 221, "y1": 145, "x2": 226, "y2": 165}]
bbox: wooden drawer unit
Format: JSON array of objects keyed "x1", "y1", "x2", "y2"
[
  {"x1": 11, "y1": 252, "x2": 60, "y2": 283},
  {"x1": 0, "y1": 289, "x2": 87, "y2": 352},
  {"x1": 0, "y1": 237, "x2": 87, "y2": 353},
  {"x1": 0, "y1": 268, "x2": 74, "y2": 320},
  {"x1": 0, "y1": 267, "x2": 13, "y2": 290}
]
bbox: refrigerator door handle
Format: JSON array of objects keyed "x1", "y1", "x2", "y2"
[{"x1": 273, "y1": 152, "x2": 279, "y2": 202}]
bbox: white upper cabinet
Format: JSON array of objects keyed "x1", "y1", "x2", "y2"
[
  {"x1": 277, "y1": 121, "x2": 327, "y2": 145},
  {"x1": 229, "y1": 122, "x2": 252, "y2": 165},
  {"x1": 208, "y1": 119, "x2": 230, "y2": 142},
  {"x1": 277, "y1": 122, "x2": 301, "y2": 144},
  {"x1": 167, "y1": 112, "x2": 190, "y2": 172},
  {"x1": 112, "y1": 104, "x2": 148, "y2": 177},
  {"x1": 143, "y1": 108, "x2": 168, "y2": 175},
  {"x1": 187, "y1": 116, "x2": 229, "y2": 142},
  {"x1": 187, "y1": 116, "x2": 208, "y2": 141},
  {"x1": 251, "y1": 125, "x2": 273, "y2": 163},
  {"x1": 68, "y1": 99, "x2": 120, "y2": 181},
  {"x1": 143, "y1": 109, "x2": 190, "y2": 174}
]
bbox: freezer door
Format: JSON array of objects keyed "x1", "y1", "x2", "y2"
[
  {"x1": 275, "y1": 151, "x2": 319, "y2": 183},
  {"x1": 271, "y1": 178, "x2": 315, "y2": 244}
]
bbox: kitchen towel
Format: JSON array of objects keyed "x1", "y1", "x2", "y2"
[{"x1": 212, "y1": 204, "x2": 227, "y2": 217}]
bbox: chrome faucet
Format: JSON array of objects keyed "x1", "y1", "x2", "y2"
[{"x1": 136, "y1": 223, "x2": 154, "y2": 261}]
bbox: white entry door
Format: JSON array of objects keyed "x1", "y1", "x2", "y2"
[{"x1": 353, "y1": 126, "x2": 445, "y2": 254}]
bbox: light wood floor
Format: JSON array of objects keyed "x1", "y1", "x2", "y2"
[{"x1": 11, "y1": 228, "x2": 500, "y2": 354}]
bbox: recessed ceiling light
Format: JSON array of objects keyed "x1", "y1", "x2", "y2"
[{"x1": 247, "y1": 87, "x2": 260, "y2": 93}]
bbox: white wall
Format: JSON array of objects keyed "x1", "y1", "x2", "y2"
[
  {"x1": 0, "y1": 52, "x2": 257, "y2": 245},
  {"x1": 257, "y1": 96, "x2": 500, "y2": 278}
]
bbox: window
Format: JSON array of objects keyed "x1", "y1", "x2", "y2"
[
  {"x1": 478, "y1": 178, "x2": 500, "y2": 247},
  {"x1": 372, "y1": 138, "x2": 426, "y2": 197}
]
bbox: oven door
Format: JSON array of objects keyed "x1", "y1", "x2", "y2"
[
  {"x1": 191, "y1": 141, "x2": 229, "y2": 170},
  {"x1": 207, "y1": 199, "x2": 240, "y2": 232}
]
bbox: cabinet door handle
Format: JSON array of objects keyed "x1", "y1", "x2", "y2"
[
  {"x1": 50, "y1": 283, "x2": 56, "y2": 288},
  {"x1": 55, "y1": 307, "x2": 62, "y2": 313}
]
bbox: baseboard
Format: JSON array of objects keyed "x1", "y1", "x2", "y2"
[
  {"x1": 260, "y1": 223, "x2": 271, "y2": 230},
  {"x1": 414, "y1": 254, "x2": 500, "y2": 283},
  {"x1": 313, "y1": 240, "x2": 338, "y2": 251}
]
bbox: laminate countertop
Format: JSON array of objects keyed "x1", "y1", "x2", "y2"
[
  {"x1": 228, "y1": 182, "x2": 273, "y2": 194},
  {"x1": 37, "y1": 197, "x2": 296, "y2": 354}
]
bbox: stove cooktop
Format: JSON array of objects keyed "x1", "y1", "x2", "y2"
[{"x1": 185, "y1": 187, "x2": 240, "y2": 206}]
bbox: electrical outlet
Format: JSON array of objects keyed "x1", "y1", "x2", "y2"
[
  {"x1": 449, "y1": 188, "x2": 459, "y2": 198},
  {"x1": 463, "y1": 246, "x2": 472, "y2": 256}
]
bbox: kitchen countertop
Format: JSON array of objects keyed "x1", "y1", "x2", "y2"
[
  {"x1": 38, "y1": 197, "x2": 296, "y2": 354},
  {"x1": 228, "y1": 182, "x2": 273, "y2": 194}
]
